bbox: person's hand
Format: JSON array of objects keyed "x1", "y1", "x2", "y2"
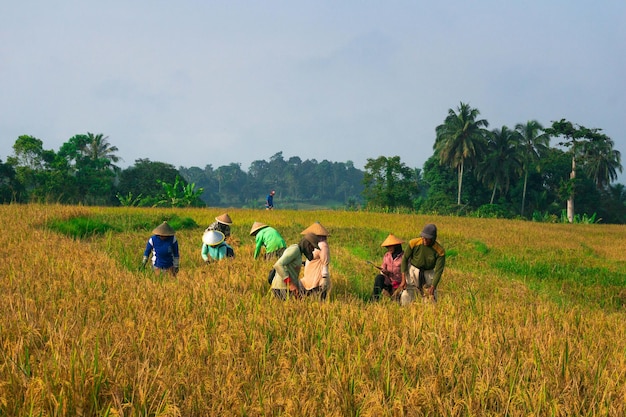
[
  {"x1": 428, "y1": 286, "x2": 435, "y2": 296},
  {"x1": 320, "y1": 277, "x2": 329, "y2": 290},
  {"x1": 141, "y1": 256, "x2": 148, "y2": 269}
]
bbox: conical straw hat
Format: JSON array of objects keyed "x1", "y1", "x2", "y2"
[
  {"x1": 301, "y1": 221, "x2": 330, "y2": 236},
  {"x1": 381, "y1": 234, "x2": 404, "y2": 247},
  {"x1": 215, "y1": 213, "x2": 233, "y2": 225},
  {"x1": 203, "y1": 230, "x2": 225, "y2": 246},
  {"x1": 152, "y1": 221, "x2": 176, "y2": 236},
  {"x1": 249, "y1": 221, "x2": 268, "y2": 236}
]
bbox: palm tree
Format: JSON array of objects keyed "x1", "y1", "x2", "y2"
[
  {"x1": 582, "y1": 137, "x2": 622, "y2": 190},
  {"x1": 82, "y1": 132, "x2": 121, "y2": 170},
  {"x1": 434, "y1": 102, "x2": 489, "y2": 205},
  {"x1": 476, "y1": 126, "x2": 523, "y2": 204},
  {"x1": 515, "y1": 120, "x2": 550, "y2": 216}
]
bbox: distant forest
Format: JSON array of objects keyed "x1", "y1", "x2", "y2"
[
  {"x1": 3, "y1": 103, "x2": 625, "y2": 223},
  {"x1": 178, "y1": 151, "x2": 365, "y2": 209}
]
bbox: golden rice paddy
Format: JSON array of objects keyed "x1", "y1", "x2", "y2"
[{"x1": 1, "y1": 204, "x2": 625, "y2": 416}]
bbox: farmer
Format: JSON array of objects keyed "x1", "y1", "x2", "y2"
[
  {"x1": 250, "y1": 221, "x2": 287, "y2": 260},
  {"x1": 142, "y1": 221, "x2": 180, "y2": 276},
  {"x1": 271, "y1": 233, "x2": 320, "y2": 300},
  {"x1": 265, "y1": 190, "x2": 276, "y2": 210},
  {"x1": 201, "y1": 230, "x2": 234, "y2": 262},
  {"x1": 300, "y1": 222, "x2": 331, "y2": 300},
  {"x1": 205, "y1": 213, "x2": 233, "y2": 240},
  {"x1": 372, "y1": 234, "x2": 404, "y2": 302},
  {"x1": 400, "y1": 223, "x2": 445, "y2": 305}
]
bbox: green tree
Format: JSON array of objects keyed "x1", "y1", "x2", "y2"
[
  {"x1": 178, "y1": 165, "x2": 220, "y2": 205},
  {"x1": 515, "y1": 120, "x2": 550, "y2": 217},
  {"x1": 362, "y1": 156, "x2": 419, "y2": 210},
  {"x1": 476, "y1": 126, "x2": 523, "y2": 204},
  {"x1": 545, "y1": 119, "x2": 620, "y2": 222},
  {"x1": 215, "y1": 163, "x2": 248, "y2": 206},
  {"x1": 434, "y1": 102, "x2": 489, "y2": 205},
  {"x1": 58, "y1": 133, "x2": 121, "y2": 204},
  {"x1": 0, "y1": 158, "x2": 24, "y2": 203},
  {"x1": 156, "y1": 176, "x2": 205, "y2": 207},
  {"x1": 8, "y1": 135, "x2": 74, "y2": 202},
  {"x1": 117, "y1": 159, "x2": 181, "y2": 206},
  {"x1": 582, "y1": 137, "x2": 622, "y2": 190},
  {"x1": 82, "y1": 132, "x2": 121, "y2": 166}
]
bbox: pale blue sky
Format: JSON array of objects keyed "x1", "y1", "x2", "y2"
[{"x1": 2, "y1": 1, "x2": 625, "y2": 183}]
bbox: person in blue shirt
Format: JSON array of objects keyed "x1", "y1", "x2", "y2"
[
  {"x1": 142, "y1": 221, "x2": 180, "y2": 276},
  {"x1": 201, "y1": 230, "x2": 235, "y2": 263},
  {"x1": 265, "y1": 190, "x2": 276, "y2": 210}
]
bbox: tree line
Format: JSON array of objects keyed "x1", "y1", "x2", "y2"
[{"x1": 1, "y1": 102, "x2": 624, "y2": 223}]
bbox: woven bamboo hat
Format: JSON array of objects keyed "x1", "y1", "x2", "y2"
[
  {"x1": 215, "y1": 213, "x2": 233, "y2": 225},
  {"x1": 249, "y1": 221, "x2": 268, "y2": 236},
  {"x1": 203, "y1": 230, "x2": 225, "y2": 246},
  {"x1": 381, "y1": 234, "x2": 404, "y2": 247},
  {"x1": 301, "y1": 221, "x2": 330, "y2": 236},
  {"x1": 152, "y1": 221, "x2": 176, "y2": 236}
]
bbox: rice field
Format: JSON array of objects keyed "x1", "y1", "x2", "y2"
[{"x1": 1, "y1": 204, "x2": 625, "y2": 416}]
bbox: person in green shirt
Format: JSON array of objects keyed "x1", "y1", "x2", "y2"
[
  {"x1": 250, "y1": 222, "x2": 287, "y2": 260},
  {"x1": 400, "y1": 223, "x2": 445, "y2": 305}
]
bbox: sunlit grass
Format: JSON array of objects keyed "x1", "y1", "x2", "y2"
[{"x1": 1, "y1": 204, "x2": 625, "y2": 416}]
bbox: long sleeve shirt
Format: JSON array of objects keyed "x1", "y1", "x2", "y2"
[
  {"x1": 201, "y1": 242, "x2": 234, "y2": 261},
  {"x1": 401, "y1": 237, "x2": 445, "y2": 288},
  {"x1": 254, "y1": 227, "x2": 287, "y2": 259},
  {"x1": 272, "y1": 244, "x2": 303, "y2": 290},
  {"x1": 381, "y1": 250, "x2": 404, "y2": 289},
  {"x1": 144, "y1": 235, "x2": 179, "y2": 269},
  {"x1": 300, "y1": 240, "x2": 330, "y2": 290}
]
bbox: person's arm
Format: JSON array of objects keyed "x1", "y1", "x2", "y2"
[
  {"x1": 172, "y1": 238, "x2": 180, "y2": 272},
  {"x1": 319, "y1": 242, "x2": 330, "y2": 279},
  {"x1": 201, "y1": 243, "x2": 210, "y2": 262},
  {"x1": 254, "y1": 234, "x2": 263, "y2": 259},
  {"x1": 432, "y1": 253, "x2": 445, "y2": 288},
  {"x1": 400, "y1": 248, "x2": 411, "y2": 289},
  {"x1": 142, "y1": 238, "x2": 153, "y2": 266},
  {"x1": 274, "y1": 247, "x2": 300, "y2": 291}
]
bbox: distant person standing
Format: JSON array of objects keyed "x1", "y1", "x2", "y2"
[{"x1": 266, "y1": 190, "x2": 276, "y2": 210}]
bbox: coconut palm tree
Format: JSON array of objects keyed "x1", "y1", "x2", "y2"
[
  {"x1": 582, "y1": 137, "x2": 622, "y2": 190},
  {"x1": 476, "y1": 126, "x2": 523, "y2": 204},
  {"x1": 515, "y1": 120, "x2": 550, "y2": 216},
  {"x1": 82, "y1": 132, "x2": 121, "y2": 170},
  {"x1": 434, "y1": 102, "x2": 489, "y2": 205}
]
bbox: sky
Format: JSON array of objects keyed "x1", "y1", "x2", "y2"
[{"x1": 2, "y1": 1, "x2": 625, "y2": 184}]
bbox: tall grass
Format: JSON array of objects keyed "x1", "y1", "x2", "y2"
[{"x1": 1, "y1": 204, "x2": 625, "y2": 416}]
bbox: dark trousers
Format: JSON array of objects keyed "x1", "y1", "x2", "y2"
[{"x1": 372, "y1": 274, "x2": 393, "y2": 301}]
